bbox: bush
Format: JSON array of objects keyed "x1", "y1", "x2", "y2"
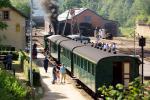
[
  {"x1": 98, "y1": 78, "x2": 150, "y2": 100},
  {"x1": 0, "y1": 70, "x2": 29, "y2": 99}
]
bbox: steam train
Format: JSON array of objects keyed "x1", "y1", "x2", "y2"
[{"x1": 46, "y1": 35, "x2": 140, "y2": 97}]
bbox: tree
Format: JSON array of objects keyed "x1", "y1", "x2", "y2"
[
  {"x1": 0, "y1": 0, "x2": 11, "y2": 8},
  {"x1": 59, "y1": 0, "x2": 81, "y2": 12},
  {"x1": 10, "y1": 0, "x2": 30, "y2": 16}
]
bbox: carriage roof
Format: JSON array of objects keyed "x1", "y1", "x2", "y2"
[
  {"x1": 73, "y1": 45, "x2": 128, "y2": 63},
  {"x1": 48, "y1": 35, "x2": 140, "y2": 64},
  {"x1": 60, "y1": 39, "x2": 85, "y2": 51},
  {"x1": 47, "y1": 35, "x2": 69, "y2": 44}
]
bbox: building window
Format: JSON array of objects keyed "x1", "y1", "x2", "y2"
[
  {"x1": 84, "y1": 16, "x2": 91, "y2": 23},
  {"x1": 3, "y1": 11, "x2": 9, "y2": 20},
  {"x1": 0, "y1": 11, "x2": 2, "y2": 19},
  {"x1": 16, "y1": 24, "x2": 20, "y2": 32}
]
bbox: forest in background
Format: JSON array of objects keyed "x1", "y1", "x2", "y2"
[
  {"x1": 59, "y1": 0, "x2": 150, "y2": 28},
  {"x1": 10, "y1": 0, "x2": 150, "y2": 28},
  {"x1": 8, "y1": 0, "x2": 150, "y2": 35}
]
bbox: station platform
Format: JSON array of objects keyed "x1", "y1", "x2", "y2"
[{"x1": 36, "y1": 53, "x2": 93, "y2": 100}]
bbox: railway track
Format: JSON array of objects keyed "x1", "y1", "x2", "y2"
[{"x1": 33, "y1": 27, "x2": 150, "y2": 61}]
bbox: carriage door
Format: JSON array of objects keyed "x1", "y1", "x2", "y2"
[
  {"x1": 113, "y1": 62, "x2": 123, "y2": 85},
  {"x1": 123, "y1": 62, "x2": 130, "y2": 87}
]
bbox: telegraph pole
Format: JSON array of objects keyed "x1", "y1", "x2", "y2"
[
  {"x1": 62, "y1": 9, "x2": 70, "y2": 36},
  {"x1": 29, "y1": 0, "x2": 33, "y2": 86}
]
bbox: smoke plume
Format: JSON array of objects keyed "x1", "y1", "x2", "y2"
[{"x1": 42, "y1": 0, "x2": 59, "y2": 34}]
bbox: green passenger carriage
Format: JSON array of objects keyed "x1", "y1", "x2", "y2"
[
  {"x1": 47, "y1": 35, "x2": 140, "y2": 95},
  {"x1": 73, "y1": 46, "x2": 140, "y2": 93},
  {"x1": 47, "y1": 35, "x2": 69, "y2": 62}
]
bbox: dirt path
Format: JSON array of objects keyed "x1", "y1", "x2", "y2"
[{"x1": 36, "y1": 53, "x2": 93, "y2": 100}]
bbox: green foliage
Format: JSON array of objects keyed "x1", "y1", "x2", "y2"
[
  {"x1": 119, "y1": 27, "x2": 134, "y2": 37},
  {"x1": 59, "y1": 0, "x2": 82, "y2": 12},
  {"x1": 0, "y1": 70, "x2": 28, "y2": 99},
  {"x1": 10, "y1": 0, "x2": 30, "y2": 16},
  {"x1": 0, "y1": 0, "x2": 11, "y2": 30},
  {"x1": 0, "y1": 22, "x2": 8, "y2": 30},
  {"x1": 98, "y1": 78, "x2": 150, "y2": 100},
  {"x1": 0, "y1": 0, "x2": 11, "y2": 8}
]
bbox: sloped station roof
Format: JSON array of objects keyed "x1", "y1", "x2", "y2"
[{"x1": 58, "y1": 8, "x2": 87, "y2": 21}]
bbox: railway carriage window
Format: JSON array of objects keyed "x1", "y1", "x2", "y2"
[
  {"x1": 84, "y1": 59, "x2": 87, "y2": 71},
  {"x1": 76, "y1": 55, "x2": 78, "y2": 65},
  {"x1": 66, "y1": 50, "x2": 68, "y2": 58},
  {"x1": 60, "y1": 47, "x2": 63, "y2": 53},
  {"x1": 66, "y1": 49, "x2": 67, "y2": 56},
  {"x1": 77, "y1": 56, "x2": 80, "y2": 66},
  {"x1": 92, "y1": 64, "x2": 95, "y2": 75},
  {"x1": 67, "y1": 50, "x2": 70, "y2": 59},
  {"x1": 81, "y1": 58, "x2": 83, "y2": 68},
  {"x1": 74, "y1": 54, "x2": 76, "y2": 64},
  {"x1": 68, "y1": 51, "x2": 70, "y2": 59},
  {"x1": 83, "y1": 59, "x2": 85, "y2": 69},
  {"x1": 69, "y1": 51, "x2": 71, "y2": 59},
  {"x1": 67, "y1": 50, "x2": 69, "y2": 58},
  {"x1": 65, "y1": 49, "x2": 67, "y2": 56},
  {"x1": 87, "y1": 61, "x2": 91, "y2": 73},
  {"x1": 64, "y1": 48, "x2": 65, "y2": 56},
  {"x1": 62, "y1": 48, "x2": 64, "y2": 55}
]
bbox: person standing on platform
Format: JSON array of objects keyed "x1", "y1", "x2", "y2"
[
  {"x1": 43, "y1": 57, "x2": 49, "y2": 73},
  {"x1": 6, "y1": 52, "x2": 13, "y2": 70},
  {"x1": 52, "y1": 65, "x2": 57, "y2": 84},
  {"x1": 60, "y1": 64, "x2": 66, "y2": 84}
]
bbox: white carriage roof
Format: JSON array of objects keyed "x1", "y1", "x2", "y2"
[
  {"x1": 67, "y1": 35, "x2": 90, "y2": 40},
  {"x1": 47, "y1": 35, "x2": 68, "y2": 44}
]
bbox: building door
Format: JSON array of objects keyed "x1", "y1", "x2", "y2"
[{"x1": 113, "y1": 62, "x2": 123, "y2": 85}]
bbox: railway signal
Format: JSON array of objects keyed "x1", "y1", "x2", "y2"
[{"x1": 139, "y1": 36, "x2": 146, "y2": 85}]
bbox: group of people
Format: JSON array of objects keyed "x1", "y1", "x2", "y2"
[
  {"x1": 52, "y1": 63, "x2": 66, "y2": 84},
  {"x1": 3, "y1": 52, "x2": 13, "y2": 70},
  {"x1": 94, "y1": 27, "x2": 113, "y2": 40},
  {"x1": 43, "y1": 57, "x2": 67, "y2": 84},
  {"x1": 91, "y1": 42, "x2": 117, "y2": 51}
]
